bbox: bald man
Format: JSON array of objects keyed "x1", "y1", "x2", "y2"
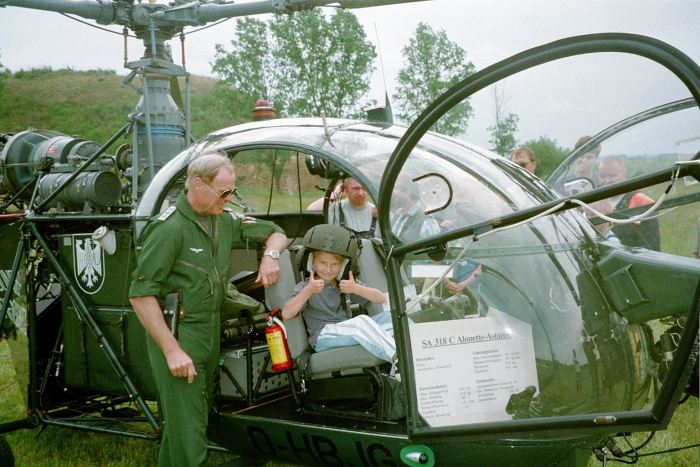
[{"x1": 598, "y1": 156, "x2": 660, "y2": 251}]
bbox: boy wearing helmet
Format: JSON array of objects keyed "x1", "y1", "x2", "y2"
[{"x1": 281, "y1": 224, "x2": 395, "y2": 363}]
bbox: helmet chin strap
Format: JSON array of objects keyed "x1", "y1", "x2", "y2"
[{"x1": 338, "y1": 258, "x2": 349, "y2": 281}]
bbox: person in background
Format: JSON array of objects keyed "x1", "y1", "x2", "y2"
[
  {"x1": 307, "y1": 182, "x2": 342, "y2": 211},
  {"x1": 573, "y1": 135, "x2": 602, "y2": 185},
  {"x1": 586, "y1": 199, "x2": 621, "y2": 245},
  {"x1": 443, "y1": 259, "x2": 482, "y2": 295},
  {"x1": 597, "y1": 156, "x2": 660, "y2": 251},
  {"x1": 390, "y1": 181, "x2": 441, "y2": 243},
  {"x1": 510, "y1": 146, "x2": 537, "y2": 175},
  {"x1": 129, "y1": 153, "x2": 287, "y2": 466},
  {"x1": 328, "y1": 177, "x2": 378, "y2": 238}
]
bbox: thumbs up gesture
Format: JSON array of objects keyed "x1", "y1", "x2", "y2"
[
  {"x1": 306, "y1": 271, "x2": 325, "y2": 296},
  {"x1": 339, "y1": 270, "x2": 358, "y2": 295}
]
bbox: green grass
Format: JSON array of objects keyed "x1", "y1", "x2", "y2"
[
  {"x1": 0, "y1": 68, "x2": 249, "y2": 145},
  {"x1": 586, "y1": 399, "x2": 700, "y2": 467}
]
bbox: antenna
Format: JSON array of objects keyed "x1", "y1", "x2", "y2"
[
  {"x1": 365, "y1": 22, "x2": 393, "y2": 124},
  {"x1": 374, "y1": 22, "x2": 388, "y2": 96}
]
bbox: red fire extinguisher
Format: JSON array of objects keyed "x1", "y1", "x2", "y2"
[{"x1": 265, "y1": 308, "x2": 292, "y2": 372}]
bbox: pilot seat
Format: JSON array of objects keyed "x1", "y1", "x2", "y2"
[{"x1": 265, "y1": 228, "x2": 403, "y2": 420}]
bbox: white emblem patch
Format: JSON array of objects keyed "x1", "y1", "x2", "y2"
[
  {"x1": 73, "y1": 235, "x2": 105, "y2": 294},
  {"x1": 230, "y1": 211, "x2": 256, "y2": 224},
  {"x1": 190, "y1": 248, "x2": 204, "y2": 253},
  {"x1": 158, "y1": 206, "x2": 176, "y2": 221}
]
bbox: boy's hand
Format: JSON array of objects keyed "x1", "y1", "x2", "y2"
[
  {"x1": 305, "y1": 271, "x2": 325, "y2": 296},
  {"x1": 339, "y1": 271, "x2": 358, "y2": 295}
]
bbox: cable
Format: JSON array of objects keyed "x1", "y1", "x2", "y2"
[
  {"x1": 624, "y1": 432, "x2": 655, "y2": 455},
  {"x1": 607, "y1": 442, "x2": 700, "y2": 462},
  {"x1": 570, "y1": 194, "x2": 669, "y2": 225},
  {"x1": 60, "y1": 13, "x2": 137, "y2": 38},
  {"x1": 571, "y1": 162, "x2": 681, "y2": 225},
  {"x1": 184, "y1": 17, "x2": 233, "y2": 35},
  {"x1": 61, "y1": 10, "x2": 233, "y2": 39},
  {"x1": 636, "y1": 443, "x2": 700, "y2": 457},
  {"x1": 604, "y1": 439, "x2": 699, "y2": 464},
  {"x1": 621, "y1": 434, "x2": 640, "y2": 464}
]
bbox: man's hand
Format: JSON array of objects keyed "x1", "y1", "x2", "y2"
[
  {"x1": 130, "y1": 295, "x2": 197, "y2": 383},
  {"x1": 305, "y1": 271, "x2": 325, "y2": 296},
  {"x1": 339, "y1": 271, "x2": 359, "y2": 295},
  {"x1": 445, "y1": 279, "x2": 468, "y2": 295},
  {"x1": 256, "y1": 232, "x2": 287, "y2": 288},
  {"x1": 165, "y1": 347, "x2": 197, "y2": 384},
  {"x1": 256, "y1": 255, "x2": 281, "y2": 288}
]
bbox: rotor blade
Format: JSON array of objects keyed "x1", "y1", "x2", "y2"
[
  {"x1": 4, "y1": 0, "x2": 431, "y2": 28},
  {"x1": 195, "y1": 0, "x2": 430, "y2": 22},
  {"x1": 3, "y1": 0, "x2": 115, "y2": 23},
  {"x1": 336, "y1": 0, "x2": 431, "y2": 8}
]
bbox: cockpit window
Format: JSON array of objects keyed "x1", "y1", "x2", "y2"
[
  {"x1": 400, "y1": 212, "x2": 635, "y2": 428},
  {"x1": 382, "y1": 45, "x2": 699, "y2": 434},
  {"x1": 228, "y1": 148, "x2": 329, "y2": 214}
]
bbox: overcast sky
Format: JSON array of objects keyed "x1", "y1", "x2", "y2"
[{"x1": 1, "y1": 0, "x2": 698, "y2": 149}]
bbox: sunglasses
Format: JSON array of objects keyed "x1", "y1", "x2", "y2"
[{"x1": 203, "y1": 181, "x2": 236, "y2": 199}]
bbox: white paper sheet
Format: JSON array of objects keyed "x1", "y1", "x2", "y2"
[{"x1": 409, "y1": 308, "x2": 539, "y2": 427}]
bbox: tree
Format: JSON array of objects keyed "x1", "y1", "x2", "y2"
[
  {"x1": 488, "y1": 113, "x2": 519, "y2": 157},
  {"x1": 212, "y1": 18, "x2": 273, "y2": 113},
  {"x1": 522, "y1": 136, "x2": 569, "y2": 179},
  {"x1": 487, "y1": 84, "x2": 519, "y2": 156},
  {"x1": 212, "y1": 9, "x2": 376, "y2": 119},
  {"x1": 393, "y1": 22, "x2": 476, "y2": 136}
]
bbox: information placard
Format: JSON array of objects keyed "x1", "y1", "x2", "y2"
[{"x1": 409, "y1": 308, "x2": 539, "y2": 427}]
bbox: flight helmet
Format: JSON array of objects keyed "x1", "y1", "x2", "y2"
[{"x1": 302, "y1": 224, "x2": 359, "y2": 280}]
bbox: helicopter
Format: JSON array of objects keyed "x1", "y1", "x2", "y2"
[{"x1": 1, "y1": 1, "x2": 699, "y2": 466}]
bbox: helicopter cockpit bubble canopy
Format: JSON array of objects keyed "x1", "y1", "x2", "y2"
[{"x1": 380, "y1": 33, "x2": 699, "y2": 438}]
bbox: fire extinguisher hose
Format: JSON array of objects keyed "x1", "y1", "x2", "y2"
[{"x1": 270, "y1": 316, "x2": 287, "y2": 338}]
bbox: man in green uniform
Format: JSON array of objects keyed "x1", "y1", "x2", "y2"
[{"x1": 129, "y1": 153, "x2": 287, "y2": 466}]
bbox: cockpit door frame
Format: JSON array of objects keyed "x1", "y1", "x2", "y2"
[{"x1": 378, "y1": 33, "x2": 700, "y2": 440}]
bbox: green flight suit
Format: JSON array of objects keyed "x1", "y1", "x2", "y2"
[{"x1": 129, "y1": 192, "x2": 283, "y2": 466}]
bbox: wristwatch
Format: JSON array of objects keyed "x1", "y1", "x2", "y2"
[{"x1": 263, "y1": 249, "x2": 280, "y2": 260}]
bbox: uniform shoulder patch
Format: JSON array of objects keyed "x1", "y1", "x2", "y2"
[
  {"x1": 158, "y1": 206, "x2": 177, "y2": 221},
  {"x1": 229, "y1": 210, "x2": 257, "y2": 224}
]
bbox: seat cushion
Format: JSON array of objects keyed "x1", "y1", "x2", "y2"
[{"x1": 308, "y1": 344, "x2": 385, "y2": 378}]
